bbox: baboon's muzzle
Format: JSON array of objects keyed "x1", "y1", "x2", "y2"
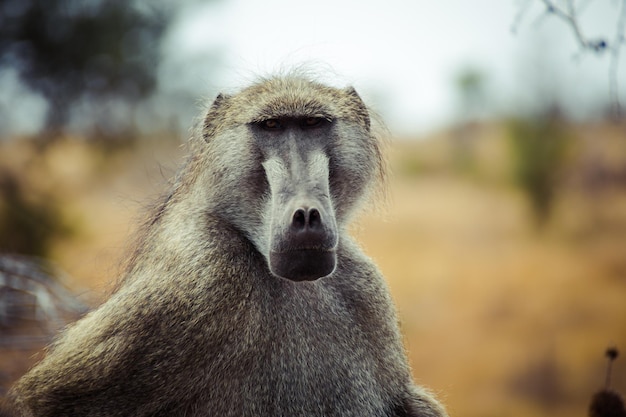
[
  {"x1": 269, "y1": 205, "x2": 337, "y2": 281},
  {"x1": 263, "y1": 151, "x2": 338, "y2": 282}
]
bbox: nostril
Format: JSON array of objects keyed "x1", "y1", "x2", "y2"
[
  {"x1": 309, "y1": 208, "x2": 321, "y2": 228},
  {"x1": 291, "y1": 207, "x2": 323, "y2": 231},
  {"x1": 292, "y1": 208, "x2": 306, "y2": 229}
]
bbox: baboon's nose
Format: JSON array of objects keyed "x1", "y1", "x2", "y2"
[
  {"x1": 288, "y1": 207, "x2": 330, "y2": 249},
  {"x1": 270, "y1": 203, "x2": 337, "y2": 280},
  {"x1": 291, "y1": 207, "x2": 322, "y2": 231}
]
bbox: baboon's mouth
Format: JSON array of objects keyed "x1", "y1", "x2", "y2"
[{"x1": 269, "y1": 249, "x2": 337, "y2": 282}]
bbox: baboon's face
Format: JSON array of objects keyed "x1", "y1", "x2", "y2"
[
  {"x1": 252, "y1": 117, "x2": 338, "y2": 281},
  {"x1": 203, "y1": 79, "x2": 380, "y2": 282}
]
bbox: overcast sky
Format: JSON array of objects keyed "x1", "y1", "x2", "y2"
[
  {"x1": 161, "y1": 0, "x2": 623, "y2": 136},
  {"x1": 1, "y1": 0, "x2": 622, "y2": 137}
]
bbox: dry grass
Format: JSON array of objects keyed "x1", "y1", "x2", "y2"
[
  {"x1": 1, "y1": 123, "x2": 625, "y2": 416},
  {"x1": 358, "y1": 174, "x2": 626, "y2": 417}
]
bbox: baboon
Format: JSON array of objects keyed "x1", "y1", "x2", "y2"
[{"x1": 10, "y1": 75, "x2": 447, "y2": 417}]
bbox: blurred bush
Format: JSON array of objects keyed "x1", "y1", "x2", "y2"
[
  {"x1": 0, "y1": 0, "x2": 181, "y2": 140},
  {"x1": 0, "y1": 170, "x2": 72, "y2": 257},
  {"x1": 507, "y1": 109, "x2": 572, "y2": 226}
]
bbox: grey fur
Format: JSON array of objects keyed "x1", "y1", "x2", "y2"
[{"x1": 10, "y1": 75, "x2": 448, "y2": 417}]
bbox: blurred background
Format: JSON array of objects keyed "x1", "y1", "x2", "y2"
[{"x1": 1, "y1": 0, "x2": 625, "y2": 416}]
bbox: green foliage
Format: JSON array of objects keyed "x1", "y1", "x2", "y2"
[
  {"x1": 507, "y1": 111, "x2": 571, "y2": 226},
  {"x1": 0, "y1": 171, "x2": 72, "y2": 257},
  {"x1": 455, "y1": 68, "x2": 486, "y2": 112},
  {"x1": 0, "y1": 0, "x2": 169, "y2": 136}
]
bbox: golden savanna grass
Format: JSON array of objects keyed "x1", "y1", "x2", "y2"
[{"x1": 1, "y1": 122, "x2": 625, "y2": 417}]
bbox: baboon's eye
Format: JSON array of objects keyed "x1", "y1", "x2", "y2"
[
  {"x1": 261, "y1": 119, "x2": 282, "y2": 130},
  {"x1": 302, "y1": 117, "x2": 323, "y2": 128}
]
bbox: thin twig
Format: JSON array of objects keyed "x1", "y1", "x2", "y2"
[
  {"x1": 520, "y1": 0, "x2": 625, "y2": 119},
  {"x1": 540, "y1": 0, "x2": 598, "y2": 50},
  {"x1": 609, "y1": 0, "x2": 626, "y2": 118},
  {"x1": 511, "y1": 0, "x2": 534, "y2": 34},
  {"x1": 605, "y1": 347, "x2": 619, "y2": 389}
]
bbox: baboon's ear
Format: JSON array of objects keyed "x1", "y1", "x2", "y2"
[
  {"x1": 344, "y1": 86, "x2": 370, "y2": 132},
  {"x1": 210, "y1": 93, "x2": 229, "y2": 110},
  {"x1": 203, "y1": 93, "x2": 231, "y2": 141}
]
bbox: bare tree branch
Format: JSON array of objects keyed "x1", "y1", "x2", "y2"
[
  {"x1": 609, "y1": 0, "x2": 626, "y2": 117},
  {"x1": 540, "y1": 0, "x2": 609, "y2": 51},
  {"x1": 511, "y1": 0, "x2": 534, "y2": 34},
  {"x1": 516, "y1": 0, "x2": 625, "y2": 119}
]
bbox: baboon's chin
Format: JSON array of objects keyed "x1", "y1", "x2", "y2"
[{"x1": 269, "y1": 250, "x2": 337, "y2": 282}]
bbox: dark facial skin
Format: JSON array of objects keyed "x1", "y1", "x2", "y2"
[{"x1": 252, "y1": 116, "x2": 338, "y2": 281}]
